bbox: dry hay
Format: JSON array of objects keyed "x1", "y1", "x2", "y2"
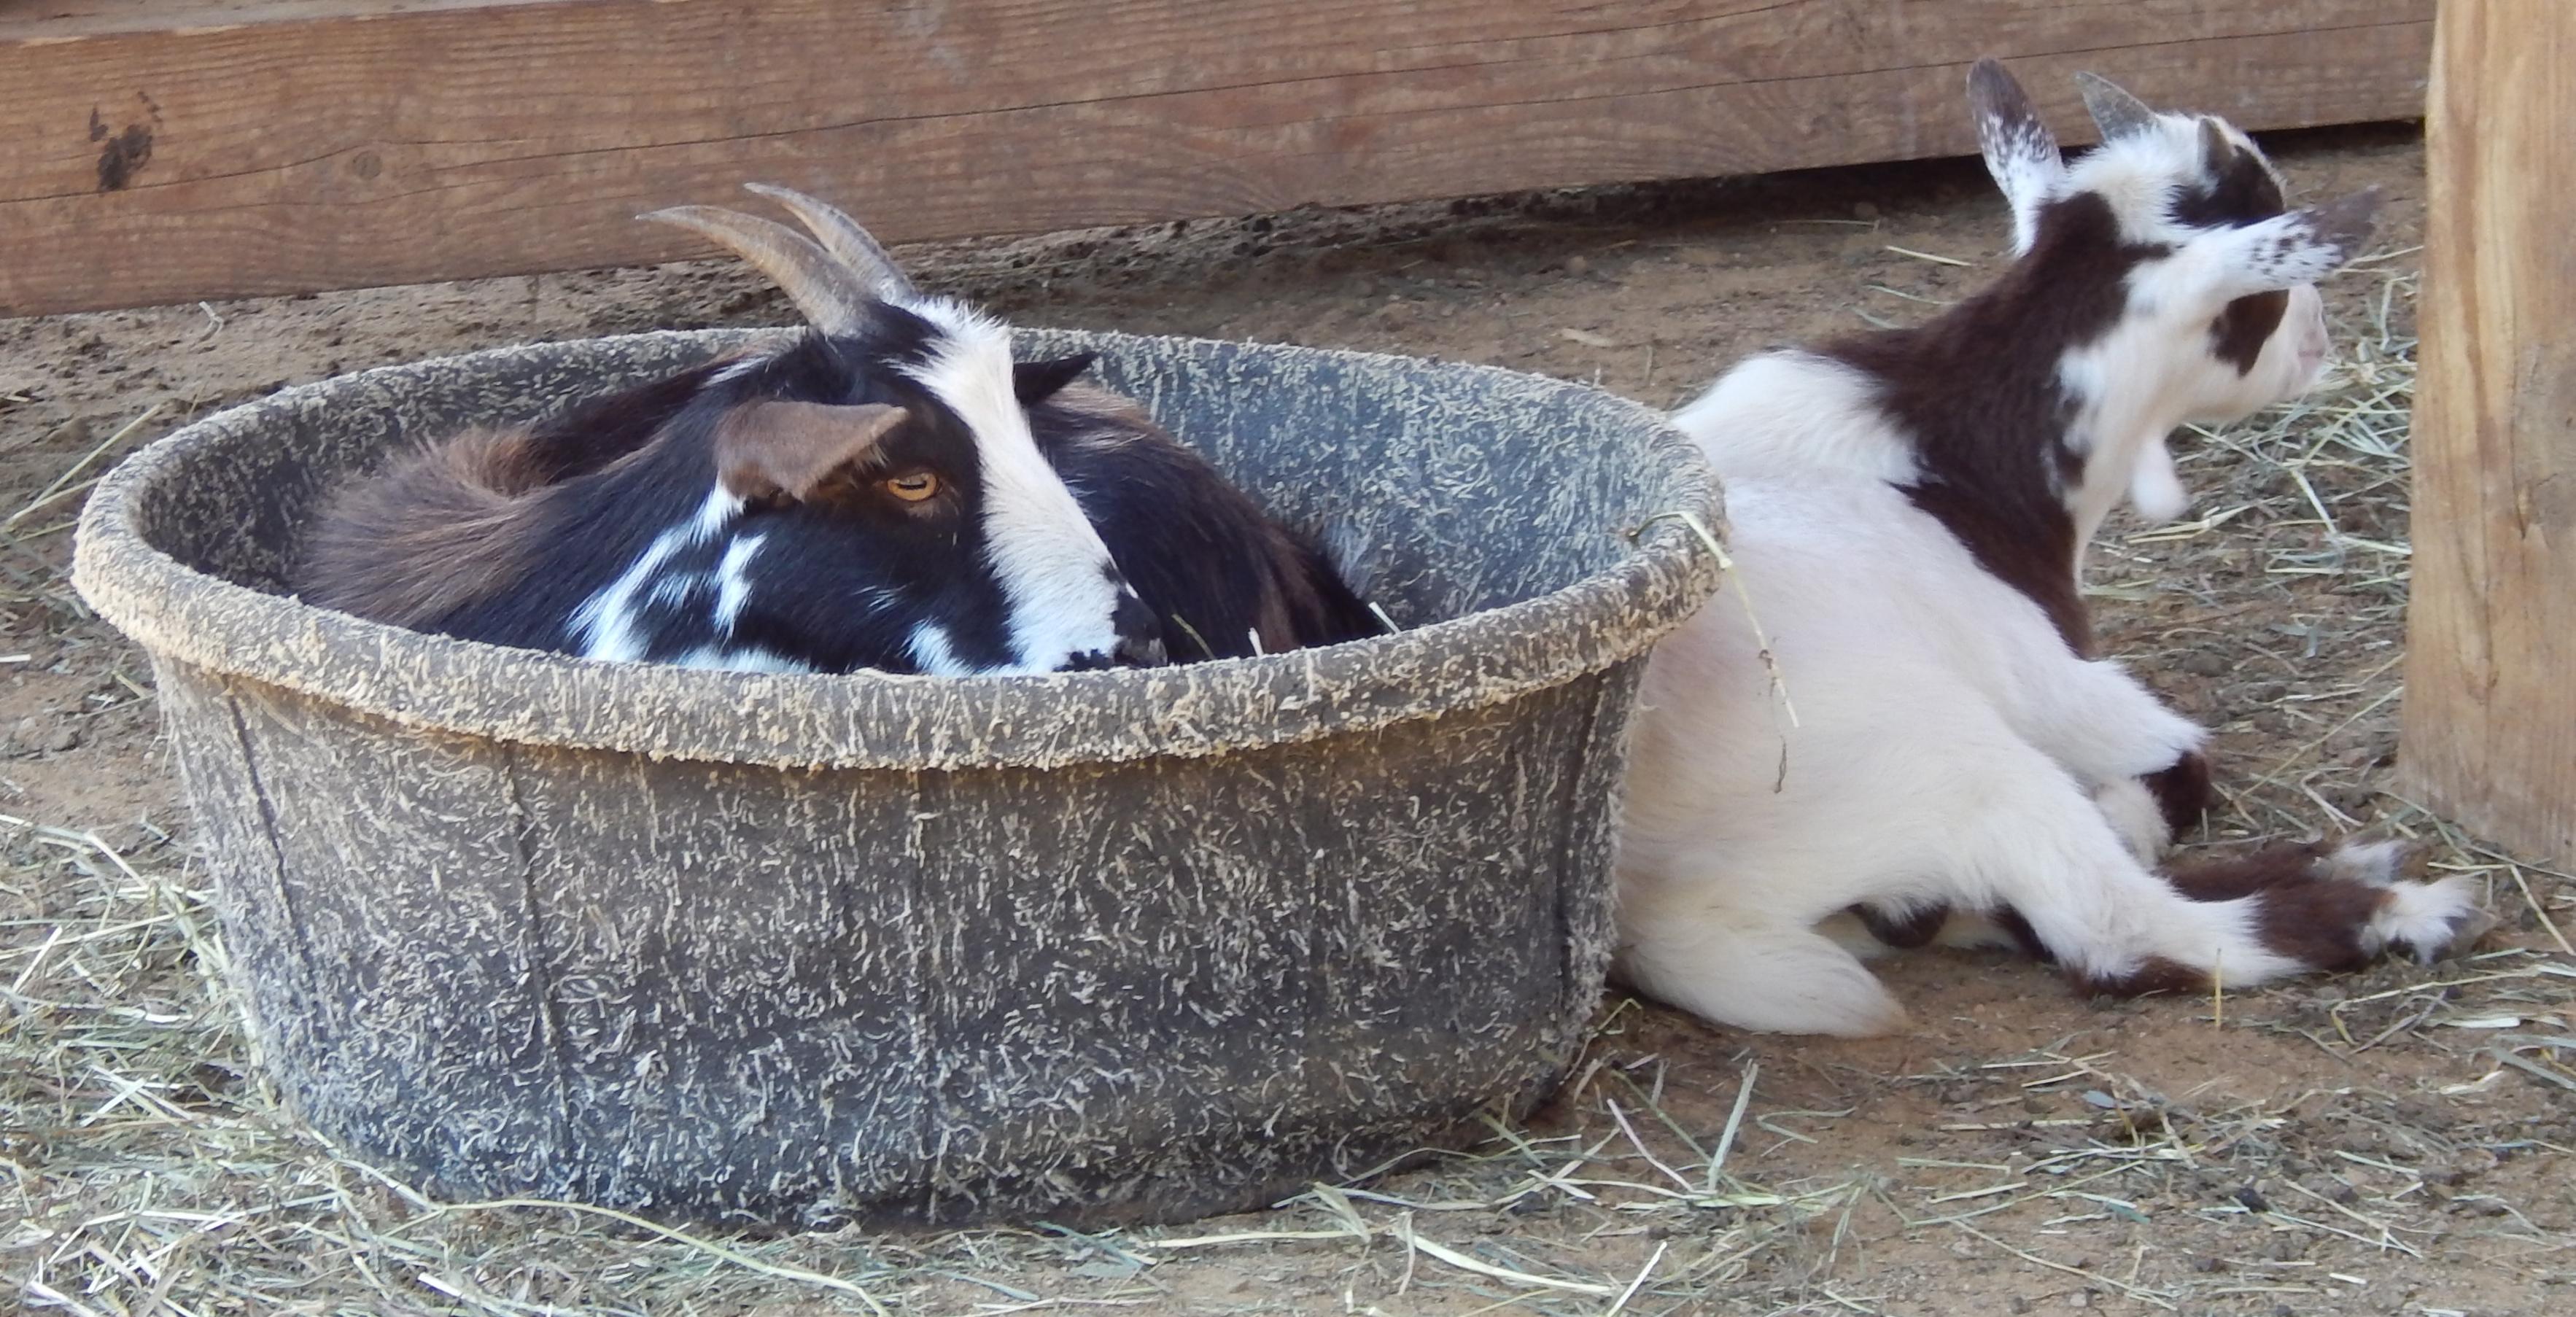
[
  {"x1": 0, "y1": 820, "x2": 1843, "y2": 1314},
  {"x1": 7, "y1": 238, "x2": 2576, "y2": 1316}
]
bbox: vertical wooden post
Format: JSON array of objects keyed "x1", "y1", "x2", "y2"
[{"x1": 2400, "y1": 1, "x2": 2576, "y2": 866}]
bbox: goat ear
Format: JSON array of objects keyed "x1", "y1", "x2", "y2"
[
  {"x1": 1013, "y1": 353, "x2": 1098, "y2": 405},
  {"x1": 715, "y1": 400, "x2": 909, "y2": 502},
  {"x1": 2197, "y1": 117, "x2": 2243, "y2": 176},
  {"x1": 2074, "y1": 71, "x2": 2160, "y2": 142},
  {"x1": 1968, "y1": 58, "x2": 2063, "y2": 253},
  {"x1": 2205, "y1": 186, "x2": 2383, "y2": 298}
]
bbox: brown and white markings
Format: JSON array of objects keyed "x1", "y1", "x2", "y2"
[
  {"x1": 1613, "y1": 59, "x2": 2479, "y2": 1036},
  {"x1": 294, "y1": 187, "x2": 1379, "y2": 674}
]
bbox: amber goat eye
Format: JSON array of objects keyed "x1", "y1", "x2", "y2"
[{"x1": 885, "y1": 472, "x2": 940, "y2": 502}]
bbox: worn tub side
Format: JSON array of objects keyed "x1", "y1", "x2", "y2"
[{"x1": 75, "y1": 328, "x2": 1722, "y2": 1225}]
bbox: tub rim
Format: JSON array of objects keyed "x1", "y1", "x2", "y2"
[{"x1": 71, "y1": 327, "x2": 1723, "y2": 772}]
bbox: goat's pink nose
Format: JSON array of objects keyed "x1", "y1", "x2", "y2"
[
  {"x1": 2289, "y1": 294, "x2": 2331, "y2": 377},
  {"x1": 2295, "y1": 324, "x2": 2328, "y2": 375}
]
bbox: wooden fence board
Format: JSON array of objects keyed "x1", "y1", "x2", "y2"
[
  {"x1": 3, "y1": 0, "x2": 2432, "y2": 316},
  {"x1": 2400, "y1": 1, "x2": 2576, "y2": 868}
]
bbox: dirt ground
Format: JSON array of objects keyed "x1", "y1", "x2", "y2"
[{"x1": 5, "y1": 124, "x2": 2573, "y2": 1315}]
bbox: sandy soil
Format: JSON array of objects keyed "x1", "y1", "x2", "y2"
[{"x1": 4, "y1": 124, "x2": 2572, "y2": 1314}]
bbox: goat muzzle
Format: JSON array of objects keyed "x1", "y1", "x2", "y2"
[{"x1": 1113, "y1": 633, "x2": 1168, "y2": 669}]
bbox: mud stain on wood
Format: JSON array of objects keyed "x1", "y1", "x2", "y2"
[{"x1": 91, "y1": 108, "x2": 154, "y2": 191}]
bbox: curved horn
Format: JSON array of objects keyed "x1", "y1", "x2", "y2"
[
  {"x1": 640, "y1": 204, "x2": 874, "y2": 336},
  {"x1": 2074, "y1": 71, "x2": 2160, "y2": 141},
  {"x1": 744, "y1": 182, "x2": 920, "y2": 302}
]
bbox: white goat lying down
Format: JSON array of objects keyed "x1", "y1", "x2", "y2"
[{"x1": 1615, "y1": 60, "x2": 2480, "y2": 1036}]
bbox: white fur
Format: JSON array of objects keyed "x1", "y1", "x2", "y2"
[
  {"x1": 711, "y1": 533, "x2": 765, "y2": 634},
  {"x1": 1973, "y1": 85, "x2": 2351, "y2": 543},
  {"x1": 573, "y1": 490, "x2": 818, "y2": 673},
  {"x1": 573, "y1": 486, "x2": 743, "y2": 663},
  {"x1": 2093, "y1": 777, "x2": 2172, "y2": 863},
  {"x1": 2365, "y1": 876, "x2": 2482, "y2": 964},
  {"x1": 1971, "y1": 62, "x2": 2065, "y2": 255},
  {"x1": 2051, "y1": 242, "x2": 2340, "y2": 543},
  {"x1": 903, "y1": 298, "x2": 1130, "y2": 673},
  {"x1": 1615, "y1": 465, "x2": 2267, "y2": 1036},
  {"x1": 668, "y1": 644, "x2": 810, "y2": 674},
  {"x1": 2070, "y1": 115, "x2": 2275, "y2": 249},
  {"x1": 908, "y1": 619, "x2": 971, "y2": 676},
  {"x1": 1670, "y1": 354, "x2": 1919, "y2": 485},
  {"x1": 1620, "y1": 64, "x2": 2475, "y2": 1036},
  {"x1": 2320, "y1": 839, "x2": 2404, "y2": 886}
]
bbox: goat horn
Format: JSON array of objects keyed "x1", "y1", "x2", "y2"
[
  {"x1": 744, "y1": 183, "x2": 921, "y2": 302},
  {"x1": 640, "y1": 204, "x2": 874, "y2": 336},
  {"x1": 2073, "y1": 71, "x2": 2160, "y2": 142}
]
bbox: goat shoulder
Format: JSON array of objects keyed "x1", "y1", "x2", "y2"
[
  {"x1": 1671, "y1": 351, "x2": 1917, "y2": 486},
  {"x1": 1034, "y1": 383, "x2": 1380, "y2": 659}
]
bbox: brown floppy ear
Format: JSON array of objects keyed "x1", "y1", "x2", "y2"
[{"x1": 714, "y1": 401, "x2": 908, "y2": 502}]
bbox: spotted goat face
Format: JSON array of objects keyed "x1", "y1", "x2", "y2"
[
  {"x1": 1968, "y1": 61, "x2": 2381, "y2": 535},
  {"x1": 295, "y1": 193, "x2": 1165, "y2": 677},
  {"x1": 548, "y1": 316, "x2": 1162, "y2": 676}
]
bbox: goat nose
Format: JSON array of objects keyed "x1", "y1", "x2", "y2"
[
  {"x1": 2285, "y1": 287, "x2": 2332, "y2": 377},
  {"x1": 1111, "y1": 591, "x2": 1165, "y2": 667},
  {"x1": 2298, "y1": 307, "x2": 2332, "y2": 372},
  {"x1": 1115, "y1": 632, "x2": 1167, "y2": 667}
]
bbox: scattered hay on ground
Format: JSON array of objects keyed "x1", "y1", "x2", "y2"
[
  {"x1": 0, "y1": 817, "x2": 1847, "y2": 1314},
  {"x1": 7, "y1": 211, "x2": 2574, "y2": 1317}
]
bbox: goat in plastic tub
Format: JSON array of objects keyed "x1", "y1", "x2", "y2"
[{"x1": 71, "y1": 295, "x2": 1720, "y2": 1225}]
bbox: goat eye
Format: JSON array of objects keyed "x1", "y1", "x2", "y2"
[{"x1": 885, "y1": 472, "x2": 940, "y2": 502}]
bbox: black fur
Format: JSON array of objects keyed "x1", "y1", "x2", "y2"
[
  {"x1": 298, "y1": 329, "x2": 1377, "y2": 674},
  {"x1": 1032, "y1": 382, "x2": 1382, "y2": 661},
  {"x1": 302, "y1": 314, "x2": 1141, "y2": 674}
]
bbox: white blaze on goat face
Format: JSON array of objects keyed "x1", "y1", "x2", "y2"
[
  {"x1": 300, "y1": 190, "x2": 1283, "y2": 679},
  {"x1": 900, "y1": 298, "x2": 1132, "y2": 673}
]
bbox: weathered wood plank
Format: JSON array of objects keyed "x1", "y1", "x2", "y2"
[
  {"x1": 2399, "y1": 1, "x2": 2576, "y2": 869},
  {"x1": 3, "y1": 0, "x2": 2432, "y2": 316}
]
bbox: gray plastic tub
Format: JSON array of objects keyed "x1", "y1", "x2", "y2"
[{"x1": 71, "y1": 327, "x2": 1721, "y2": 1227}]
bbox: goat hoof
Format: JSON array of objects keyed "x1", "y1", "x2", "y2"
[{"x1": 2362, "y1": 872, "x2": 2489, "y2": 965}]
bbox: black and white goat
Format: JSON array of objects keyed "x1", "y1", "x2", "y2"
[
  {"x1": 295, "y1": 187, "x2": 1378, "y2": 673},
  {"x1": 1613, "y1": 61, "x2": 2480, "y2": 1036}
]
